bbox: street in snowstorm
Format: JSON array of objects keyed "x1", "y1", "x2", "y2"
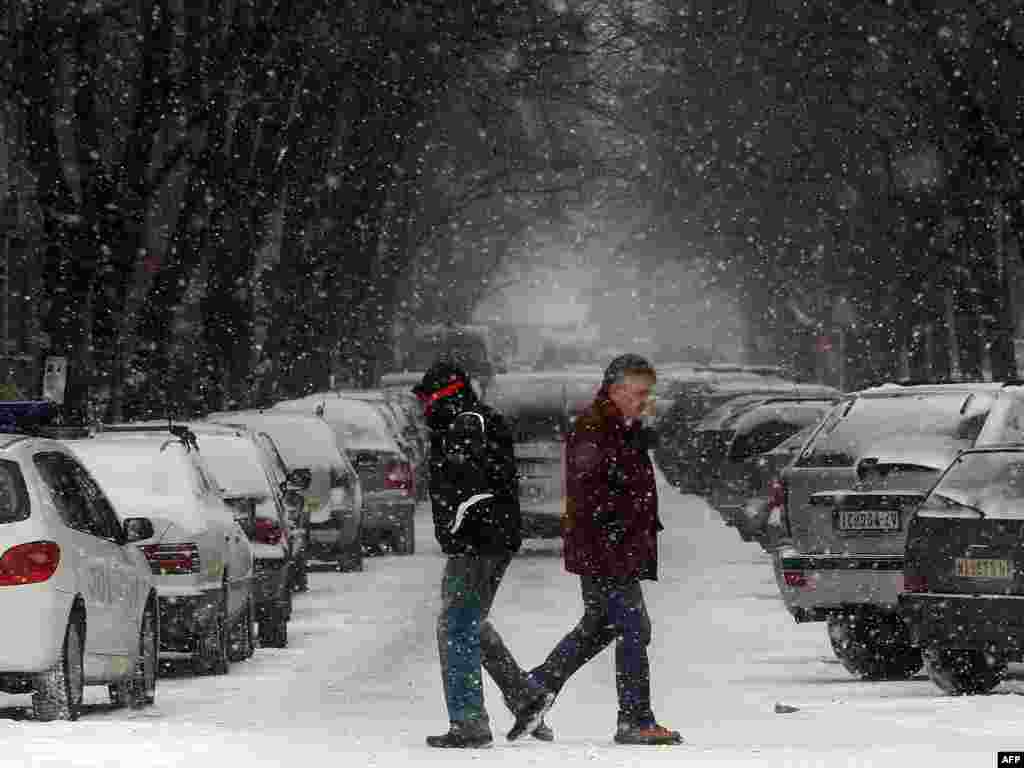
[{"x1": 1, "y1": 468, "x2": 1021, "y2": 767}]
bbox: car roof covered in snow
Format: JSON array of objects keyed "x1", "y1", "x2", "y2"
[
  {"x1": 204, "y1": 410, "x2": 350, "y2": 470},
  {"x1": 272, "y1": 394, "x2": 398, "y2": 453}
]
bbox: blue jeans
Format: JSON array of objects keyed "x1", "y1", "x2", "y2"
[
  {"x1": 529, "y1": 576, "x2": 655, "y2": 728},
  {"x1": 437, "y1": 554, "x2": 535, "y2": 728}
]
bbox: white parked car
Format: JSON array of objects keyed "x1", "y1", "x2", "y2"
[
  {"x1": 66, "y1": 426, "x2": 255, "y2": 675},
  {"x1": 0, "y1": 405, "x2": 158, "y2": 721}
]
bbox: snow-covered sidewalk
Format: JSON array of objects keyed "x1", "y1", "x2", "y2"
[{"x1": 2, "y1": 474, "x2": 1023, "y2": 767}]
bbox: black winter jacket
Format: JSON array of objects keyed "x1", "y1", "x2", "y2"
[{"x1": 428, "y1": 400, "x2": 522, "y2": 555}]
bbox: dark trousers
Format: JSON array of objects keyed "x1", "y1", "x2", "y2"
[
  {"x1": 529, "y1": 576, "x2": 655, "y2": 727},
  {"x1": 437, "y1": 553, "x2": 535, "y2": 728}
]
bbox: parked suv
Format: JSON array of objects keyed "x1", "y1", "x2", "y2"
[
  {"x1": 771, "y1": 382, "x2": 1005, "y2": 679},
  {"x1": 68, "y1": 426, "x2": 255, "y2": 674},
  {"x1": 901, "y1": 445, "x2": 1024, "y2": 695},
  {"x1": 0, "y1": 403, "x2": 159, "y2": 721}
]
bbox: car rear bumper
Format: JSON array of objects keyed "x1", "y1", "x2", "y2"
[
  {"x1": 900, "y1": 592, "x2": 1024, "y2": 655},
  {"x1": 362, "y1": 496, "x2": 413, "y2": 533},
  {"x1": 0, "y1": 586, "x2": 72, "y2": 672},
  {"x1": 308, "y1": 512, "x2": 361, "y2": 554},
  {"x1": 773, "y1": 551, "x2": 905, "y2": 622}
]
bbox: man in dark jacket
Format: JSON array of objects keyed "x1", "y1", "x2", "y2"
[
  {"x1": 414, "y1": 361, "x2": 554, "y2": 749},
  {"x1": 507, "y1": 354, "x2": 683, "y2": 746}
]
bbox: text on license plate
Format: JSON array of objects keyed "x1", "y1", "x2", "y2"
[
  {"x1": 956, "y1": 558, "x2": 1012, "y2": 579},
  {"x1": 836, "y1": 509, "x2": 899, "y2": 531}
]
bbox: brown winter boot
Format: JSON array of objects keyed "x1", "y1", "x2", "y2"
[{"x1": 613, "y1": 722, "x2": 684, "y2": 746}]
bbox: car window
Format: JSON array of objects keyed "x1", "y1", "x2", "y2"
[
  {"x1": 34, "y1": 452, "x2": 112, "y2": 537},
  {"x1": 0, "y1": 459, "x2": 30, "y2": 524},
  {"x1": 74, "y1": 463, "x2": 123, "y2": 539},
  {"x1": 796, "y1": 393, "x2": 992, "y2": 468},
  {"x1": 919, "y1": 452, "x2": 1024, "y2": 519},
  {"x1": 730, "y1": 420, "x2": 805, "y2": 461}
]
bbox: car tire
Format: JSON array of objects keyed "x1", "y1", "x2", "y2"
[
  {"x1": 130, "y1": 602, "x2": 158, "y2": 707},
  {"x1": 291, "y1": 556, "x2": 309, "y2": 592},
  {"x1": 827, "y1": 610, "x2": 922, "y2": 680},
  {"x1": 925, "y1": 648, "x2": 1006, "y2": 695},
  {"x1": 195, "y1": 590, "x2": 230, "y2": 676},
  {"x1": 392, "y1": 510, "x2": 415, "y2": 555},
  {"x1": 228, "y1": 600, "x2": 255, "y2": 662},
  {"x1": 338, "y1": 540, "x2": 364, "y2": 573},
  {"x1": 34, "y1": 616, "x2": 84, "y2": 722},
  {"x1": 259, "y1": 589, "x2": 290, "y2": 649}
]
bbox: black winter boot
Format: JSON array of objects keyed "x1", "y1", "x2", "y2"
[
  {"x1": 426, "y1": 722, "x2": 493, "y2": 749},
  {"x1": 507, "y1": 691, "x2": 555, "y2": 741}
]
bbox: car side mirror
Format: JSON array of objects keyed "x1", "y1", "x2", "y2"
[
  {"x1": 286, "y1": 468, "x2": 312, "y2": 490},
  {"x1": 123, "y1": 517, "x2": 154, "y2": 543}
]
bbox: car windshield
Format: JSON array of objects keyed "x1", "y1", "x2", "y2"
[
  {"x1": 197, "y1": 435, "x2": 270, "y2": 497},
  {"x1": 919, "y1": 452, "x2": 1024, "y2": 519},
  {"x1": 797, "y1": 393, "x2": 992, "y2": 468},
  {"x1": 196, "y1": 435, "x2": 280, "y2": 520}
]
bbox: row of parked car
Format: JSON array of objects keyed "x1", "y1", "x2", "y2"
[
  {"x1": 667, "y1": 373, "x2": 1024, "y2": 696},
  {"x1": 0, "y1": 387, "x2": 428, "y2": 721}
]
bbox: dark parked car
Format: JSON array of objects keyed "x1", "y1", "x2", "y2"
[
  {"x1": 722, "y1": 423, "x2": 818, "y2": 548},
  {"x1": 654, "y1": 375, "x2": 839, "y2": 494},
  {"x1": 185, "y1": 423, "x2": 295, "y2": 648},
  {"x1": 901, "y1": 445, "x2": 1024, "y2": 695},
  {"x1": 701, "y1": 394, "x2": 841, "y2": 517}
]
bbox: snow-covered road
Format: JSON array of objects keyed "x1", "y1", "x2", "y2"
[{"x1": 2, "y1": 473, "x2": 1023, "y2": 767}]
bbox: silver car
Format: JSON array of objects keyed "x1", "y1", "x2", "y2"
[
  {"x1": 274, "y1": 394, "x2": 416, "y2": 555},
  {"x1": 771, "y1": 383, "x2": 1004, "y2": 679},
  {"x1": 0, "y1": 420, "x2": 158, "y2": 721}
]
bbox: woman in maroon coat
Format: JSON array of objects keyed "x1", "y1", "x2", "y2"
[{"x1": 507, "y1": 354, "x2": 683, "y2": 746}]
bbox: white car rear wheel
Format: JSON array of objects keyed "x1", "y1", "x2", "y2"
[{"x1": 34, "y1": 617, "x2": 84, "y2": 722}]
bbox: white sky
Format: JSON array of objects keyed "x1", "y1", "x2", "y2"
[{"x1": 1, "y1": 470, "x2": 1020, "y2": 767}]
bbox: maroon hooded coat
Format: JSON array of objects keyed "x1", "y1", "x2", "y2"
[{"x1": 562, "y1": 386, "x2": 662, "y2": 580}]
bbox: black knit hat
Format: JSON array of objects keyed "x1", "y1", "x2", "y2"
[
  {"x1": 412, "y1": 359, "x2": 472, "y2": 397},
  {"x1": 602, "y1": 353, "x2": 656, "y2": 386}
]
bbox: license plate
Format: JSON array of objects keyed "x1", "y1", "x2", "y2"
[
  {"x1": 836, "y1": 509, "x2": 900, "y2": 532},
  {"x1": 956, "y1": 558, "x2": 1012, "y2": 579},
  {"x1": 521, "y1": 482, "x2": 554, "y2": 502}
]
